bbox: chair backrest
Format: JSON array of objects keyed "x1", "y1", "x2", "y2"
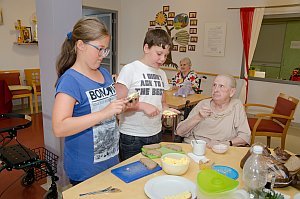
[
  {"x1": 183, "y1": 100, "x2": 193, "y2": 119},
  {"x1": 196, "y1": 75, "x2": 207, "y2": 94},
  {"x1": 272, "y1": 93, "x2": 299, "y2": 125},
  {"x1": 0, "y1": 70, "x2": 21, "y2": 86},
  {"x1": 24, "y1": 69, "x2": 40, "y2": 86}
]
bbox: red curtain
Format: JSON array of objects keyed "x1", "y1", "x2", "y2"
[{"x1": 240, "y1": 7, "x2": 254, "y2": 103}]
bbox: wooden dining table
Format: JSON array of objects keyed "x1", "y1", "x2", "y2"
[
  {"x1": 163, "y1": 90, "x2": 210, "y2": 140},
  {"x1": 165, "y1": 89, "x2": 210, "y2": 110},
  {"x1": 62, "y1": 142, "x2": 298, "y2": 199}
]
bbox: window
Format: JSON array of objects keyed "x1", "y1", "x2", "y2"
[{"x1": 250, "y1": 15, "x2": 300, "y2": 82}]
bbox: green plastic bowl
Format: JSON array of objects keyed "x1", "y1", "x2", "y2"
[{"x1": 197, "y1": 169, "x2": 239, "y2": 195}]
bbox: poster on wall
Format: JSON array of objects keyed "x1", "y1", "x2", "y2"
[
  {"x1": 204, "y1": 23, "x2": 226, "y2": 57},
  {"x1": 148, "y1": 6, "x2": 199, "y2": 69}
]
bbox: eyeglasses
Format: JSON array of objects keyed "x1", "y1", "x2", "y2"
[{"x1": 83, "y1": 42, "x2": 110, "y2": 58}]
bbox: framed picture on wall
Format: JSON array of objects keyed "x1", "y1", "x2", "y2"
[
  {"x1": 163, "y1": 6, "x2": 170, "y2": 12},
  {"x1": 167, "y1": 20, "x2": 173, "y2": 26},
  {"x1": 189, "y1": 28, "x2": 197, "y2": 34},
  {"x1": 172, "y1": 45, "x2": 178, "y2": 51},
  {"x1": 149, "y1": 21, "x2": 156, "y2": 26},
  {"x1": 179, "y1": 46, "x2": 186, "y2": 52},
  {"x1": 189, "y1": 12, "x2": 197, "y2": 18},
  {"x1": 168, "y1": 12, "x2": 175, "y2": 18},
  {"x1": 23, "y1": 27, "x2": 32, "y2": 43},
  {"x1": 190, "y1": 19, "x2": 197, "y2": 26},
  {"x1": 188, "y1": 45, "x2": 196, "y2": 51},
  {"x1": 190, "y1": 36, "x2": 198, "y2": 43},
  {"x1": 0, "y1": 9, "x2": 3, "y2": 25}
]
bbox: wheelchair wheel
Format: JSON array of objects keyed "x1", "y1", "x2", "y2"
[
  {"x1": 43, "y1": 190, "x2": 58, "y2": 199},
  {"x1": 21, "y1": 169, "x2": 35, "y2": 187}
]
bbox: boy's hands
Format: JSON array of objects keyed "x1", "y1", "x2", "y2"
[{"x1": 139, "y1": 102, "x2": 160, "y2": 117}]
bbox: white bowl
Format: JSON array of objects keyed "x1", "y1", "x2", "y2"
[
  {"x1": 161, "y1": 153, "x2": 190, "y2": 175},
  {"x1": 212, "y1": 143, "x2": 229, "y2": 154}
]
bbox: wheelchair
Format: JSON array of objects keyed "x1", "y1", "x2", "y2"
[{"x1": 0, "y1": 113, "x2": 59, "y2": 199}]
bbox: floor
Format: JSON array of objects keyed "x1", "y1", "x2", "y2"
[{"x1": 1, "y1": 104, "x2": 299, "y2": 199}]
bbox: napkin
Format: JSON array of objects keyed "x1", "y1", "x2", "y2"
[{"x1": 188, "y1": 153, "x2": 209, "y2": 164}]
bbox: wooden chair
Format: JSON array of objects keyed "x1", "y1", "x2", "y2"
[
  {"x1": 245, "y1": 93, "x2": 299, "y2": 149},
  {"x1": 0, "y1": 70, "x2": 33, "y2": 114},
  {"x1": 24, "y1": 69, "x2": 41, "y2": 113}
]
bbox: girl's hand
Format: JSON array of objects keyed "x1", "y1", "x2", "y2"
[
  {"x1": 102, "y1": 99, "x2": 127, "y2": 117},
  {"x1": 125, "y1": 96, "x2": 139, "y2": 109}
]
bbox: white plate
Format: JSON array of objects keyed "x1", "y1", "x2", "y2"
[{"x1": 144, "y1": 175, "x2": 196, "y2": 199}]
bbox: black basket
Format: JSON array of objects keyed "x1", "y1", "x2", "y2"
[{"x1": 31, "y1": 147, "x2": 58, "y2": 181}]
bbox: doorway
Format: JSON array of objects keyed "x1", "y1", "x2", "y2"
[{"x1": 82, "y1": 7, "x2": 118, "y2": 74}]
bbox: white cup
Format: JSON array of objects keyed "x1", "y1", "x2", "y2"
[{"x1": 191, "y1": 140, "x2": 206, "y2": 156}]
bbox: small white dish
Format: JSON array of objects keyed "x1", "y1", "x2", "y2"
[{"x1": 212, "y1": 143, "x2": 229, "y2": 154}]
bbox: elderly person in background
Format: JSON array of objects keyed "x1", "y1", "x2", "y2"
[
  {"x1": 176, "y1": 74, "x2": 250, "y2": 147},
  {"x1": 172, "y1": 57, "x2": 200, "y2": 93}
]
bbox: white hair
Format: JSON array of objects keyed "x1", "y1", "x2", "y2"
[
  {"x1": 216, "y1": 74, "x2": 236, "y2": 88},
  {"x1": 180, "y1": 57, "x2": 192, "y2": 66}
]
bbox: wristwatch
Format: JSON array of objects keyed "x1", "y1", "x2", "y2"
[{"x1": 229, "y1": 140, "x2": 233, "y2": 146}]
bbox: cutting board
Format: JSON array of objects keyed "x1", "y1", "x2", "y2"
[{"x1": 111, "y1": 161, "x2": 162, "y2": 183}]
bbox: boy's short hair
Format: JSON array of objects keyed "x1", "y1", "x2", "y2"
[{"x1": 143, "y1": 29, "x2": 172, "y2": 49}]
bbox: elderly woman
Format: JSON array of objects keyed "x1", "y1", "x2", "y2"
[
  {"x1": 176, "y1": 74, "x2": 250, "y2": 147},
  {"x1": 172, "y1": 57, "x2": 200, "y2": 93}
]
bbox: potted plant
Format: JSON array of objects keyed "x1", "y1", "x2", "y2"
[{"x1": 249, "y1": 66, "x2": 256, "y2": 77}]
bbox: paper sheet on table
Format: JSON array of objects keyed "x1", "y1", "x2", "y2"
[{"x1": 188, "y1": 153, "x2": 209, "y2": 163}]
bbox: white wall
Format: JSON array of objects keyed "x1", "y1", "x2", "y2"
[
  {"x1": 0, "y1": 0, "x2": 39, "y2": 81},
  {"x1": 118, "y1": 0, "x2": 264, "y2": 76}
]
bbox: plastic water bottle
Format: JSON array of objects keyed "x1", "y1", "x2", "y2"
[{"x1": 242, "y1": 145, "x2": 267, "y2": 198}]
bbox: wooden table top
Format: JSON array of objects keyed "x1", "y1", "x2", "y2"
[
  {"x1": 165, "y1": 89, "x2": 210, "y2": 110},
  {"x1": 62, "y1": 143, "x2": 298, "y2": 199}
]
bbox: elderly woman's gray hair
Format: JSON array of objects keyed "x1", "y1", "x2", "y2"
[
  {"x1": 180, "y1": 57, "x2": 192, "y2": 66},
  {"x1": 217, "y1": 74, "x2": 236, "y2": 88}
]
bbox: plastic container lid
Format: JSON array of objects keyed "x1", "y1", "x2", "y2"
[
  {"x1": 197, "y1": 169, "x2": 239, "y2": 194},
  {"x1": 212, "y1": 165, "x2": 239, "y2": 180},
  {"x1": 252, "y1": 145, "x2": 263, "y2": 154}
]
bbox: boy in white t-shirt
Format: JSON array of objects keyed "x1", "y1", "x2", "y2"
[{"x1": 115, "y1": 29, "x2": 180, "y2": 160}]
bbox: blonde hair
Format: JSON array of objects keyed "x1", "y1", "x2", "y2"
[{"x1": 56, "y1": 17, "x2": 109, "y2": 83}]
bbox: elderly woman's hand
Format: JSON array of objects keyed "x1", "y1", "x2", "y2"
[{"x1": 199, "y1": 106, "x2": 212, "y2": 118}]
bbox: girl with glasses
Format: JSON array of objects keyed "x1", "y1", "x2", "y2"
[{"x1": 52, "y1": 17, "x2": 127, "y2": 186}]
